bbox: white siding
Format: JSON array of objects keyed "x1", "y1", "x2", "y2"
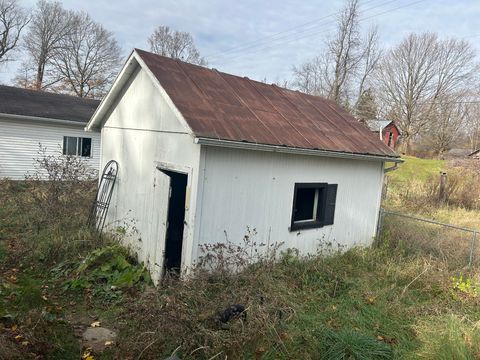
[
  {"x1": 97, "y1": 60, "x2": 386, "y2": 283},
  {"x1": 100, "y1": 65, "x2": 201, "y2": 284},
  {"x1": 0, "y1": 117, "x2": 100, "y2": 179},
  {"x1": 192, "y1": 146, "x2": 384, "y2": 262}
]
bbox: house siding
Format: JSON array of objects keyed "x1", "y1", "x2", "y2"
[
  {"x1": 192, "y1": 146, "x2": 384, "y2": 262},
  {"x1": 0, "y1": 117, "x2": 100, "y2": 179},
  {"x1": 99, "y1": 65, "x2": 201, "y2": 284}
]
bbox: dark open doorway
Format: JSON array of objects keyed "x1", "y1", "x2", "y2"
[{"x1": 162, "y1": 170, "x2": 187, "y2": 273}]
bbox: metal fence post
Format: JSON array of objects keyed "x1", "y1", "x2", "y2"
[
  {"x1": 469, "y1": 231, "x2": 477, "y2": 267},
  {"x1": 376, "y1": 208, "x2": 385, "y2": 241}
]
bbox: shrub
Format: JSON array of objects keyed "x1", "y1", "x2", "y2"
[
  {"x1": 23, "y1": 145, "x2": 98, "y2": 232},
  {"x1": 1, "y1": 145, "x2": 105, "y2": 266}
]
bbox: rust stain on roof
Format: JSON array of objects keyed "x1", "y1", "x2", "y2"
[{"x1": 135, "y1": 49, "x2": 398, "y2": 159}]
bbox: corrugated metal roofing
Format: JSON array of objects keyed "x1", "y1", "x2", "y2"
[
  {"x1": 136, "y1": 49, "x2": 398, "y2": 158},
  {"x1": 366, "y1": 119, "x2": 392, "y2": 132},
  {"x1": 0, "y1": 85, "x2": 100, "y2": 123}
]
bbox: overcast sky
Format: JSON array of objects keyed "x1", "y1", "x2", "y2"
[{"x1": 1, "y1": 0, "x2": 479, "y2": 85}]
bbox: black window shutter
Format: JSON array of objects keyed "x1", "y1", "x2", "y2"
[
  {"x1": 324, "y1": 184, "x2": 337, "y2": 225},
  {"x1": 62, "y1": 137, "x2": 67, "y2": 155}
]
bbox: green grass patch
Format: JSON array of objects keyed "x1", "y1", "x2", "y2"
[
  {"x1": 389, "y1": 156, "x2": 445, "y2": 184},
  {"x1": 320, "y1": 328, "x2": 393, "y2": 360}
]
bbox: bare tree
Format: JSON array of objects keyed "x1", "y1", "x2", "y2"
[
  {"x1": 354, "y1": 25, "x2": 382, "y2": 109},
  {"x1": 51, "y1": 12, "x2": 121, "y2": 98},
  {"x1": 291, "y1": 56, "x2": 325, "y2": 95},
  {"x1": 148, "y1": 25, "x2": 206, "y2": 66},
  {"x1": 426, "y1": 94, "x2": 469, "y2": 157},
  {"x1": 464, "y1": 101, "x2": 480, "y2": 152},
  {"x1": 376, "y1": 33, "x2": 477, "y2": 153},
  {"x1": 0, "y1": 0, "x2": 29, "y2": 63},
  {"x1": 19, "y1": 0, "x2": 74, "y2": 90},
  {"x1": 292, "y1": 0, "x2": 378, "y2": 107},
  {"x1": 327, "y1": 0, "x2": 362, "y2": 103}
]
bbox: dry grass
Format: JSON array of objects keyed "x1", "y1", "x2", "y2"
[
  {"x1": 414, "y1": 315, "x2": 480, "y2": 360},
  {"x1": 386, "y1": 157, "x2": 480, "y2": 212}
]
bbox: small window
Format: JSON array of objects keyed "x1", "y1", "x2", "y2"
[
  {"x1": 290, "y1": 183, "x2": 337, "y2": 231},
  {"x1": 81, "y1": 138, "x2": 92, "y2": 157},
  {"x1": 62, "y1": 136, "x2": 92, "y2": 157}
]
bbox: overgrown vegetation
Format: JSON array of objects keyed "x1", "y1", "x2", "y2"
[
  {"x1": 386, "y1": 157, "x2": 480, "y2": 228},
  {"x1": 2, "y1": 154, "x2": 480, "y2": 359}
]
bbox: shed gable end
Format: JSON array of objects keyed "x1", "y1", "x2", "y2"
[{"x1": 102, "y1": 65, "x2": 190, "y2": 134}]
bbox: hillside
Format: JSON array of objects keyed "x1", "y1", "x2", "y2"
[{"x1": 388, "y1": 156, "x2": 445, "y2": 184}]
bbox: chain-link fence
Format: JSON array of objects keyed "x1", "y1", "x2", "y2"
[{"x1": 377, "y1": 208, "x2": 479, "y2": 267}]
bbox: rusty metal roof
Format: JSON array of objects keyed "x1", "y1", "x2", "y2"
[
  {"x1": 0, "y1": 85, "x2": 99, "y2": 123},
  {"x1": 136, "y1": 49, "x2": 398, "y2": 159}
]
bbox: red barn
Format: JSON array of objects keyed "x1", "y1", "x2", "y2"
[{"x1": 365, "y1": 120, "x2": 400, "y2": 149}]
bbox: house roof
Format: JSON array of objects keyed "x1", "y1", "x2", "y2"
[
  {"x1": 0, "y1": 85, "x2": 100, "y2": 123},
  {"x1": 89, "y1": 49, "x2": 399, "y2": 160},
  {"x1": 365, "y1": 119, "x2": 400, "y2": 134}
]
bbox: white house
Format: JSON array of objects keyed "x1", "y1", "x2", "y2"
[
  {"x1": 0, "y1": 85, "x2": 101, "y2": 179},
  {"x1": 86, "y1": 49, "x2": 401, "y2": 284}
]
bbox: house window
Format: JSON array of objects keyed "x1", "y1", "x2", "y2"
[
  {"x1": 290, "y1": 183, "x2": 338, "y2": 231},
  {"x1": 387, "y1": 132, "x2": 394, "y2": 147},
  {"x1": 62, "y1": 136, "x2": 92, "y2": 157}
]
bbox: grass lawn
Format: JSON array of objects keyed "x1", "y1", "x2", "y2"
[{"x1": 388, "y1": 156, "x2": 445, "y2": 185}]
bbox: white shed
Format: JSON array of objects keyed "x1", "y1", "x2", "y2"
[
  {"x1": 0, "y1": 86, "x2": 100, "y2": 179},
  {"x1": 86, "y1": 49, "x2": 401, "y2": 284}
]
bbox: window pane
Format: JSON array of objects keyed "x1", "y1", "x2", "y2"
[
  {"x1": 64, "y1": 136, "x2": 77, "y2": 155},
  {"x1": 294, "y1": 188, "x2": 316, "y2": 221},
  {"x1": 81, "y1": 138, "x2": 92, "y2": 157}
]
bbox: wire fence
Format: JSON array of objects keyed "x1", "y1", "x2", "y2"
[{"x1": 377, "y1": 208, "x2": 479, "y2": 267}]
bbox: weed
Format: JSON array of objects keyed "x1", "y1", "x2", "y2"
[
  {"x1": 196, "y1": 226, "x2": 282, "y2": 275},
  {"x1": 451, "y1": 275, "x2": 480, "y2": 298},
  {"x1": 64, "y1": 245, "x2": 151, "y2": 303}
]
